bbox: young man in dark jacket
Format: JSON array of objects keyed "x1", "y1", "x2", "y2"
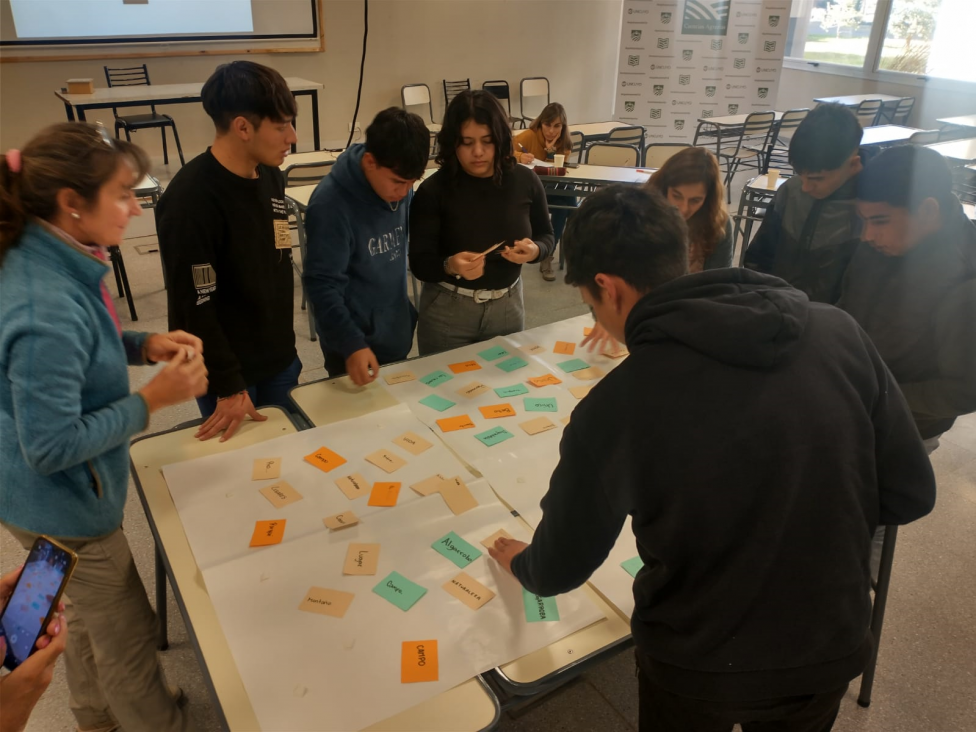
[
  {"x1": 744, "y1": 103, "x2": 864, "y2": 304},
  {"x1": 303, "y1": 108, "x2": 429, "y2": 384},
  {"x1": 489, "y1": 185, "x2": 936, "y2": 732}
]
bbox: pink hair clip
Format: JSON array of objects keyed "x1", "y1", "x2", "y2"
[{"x1": 5, "y1": 149, "x2": 21, "y2": 174}]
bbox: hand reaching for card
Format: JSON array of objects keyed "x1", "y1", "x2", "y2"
[
  {"x1": 447, "y1": 251, "x2": 486, "y2": 281},
  {"x1": 581, "y1": 321, "x2": 621, "y2": 354},
  {"x1": 488, "y1": 536, "x2": 528, "y2": 575},
  {"x1": 500, "y1": 238, "x2": 540, "y2": 265}
]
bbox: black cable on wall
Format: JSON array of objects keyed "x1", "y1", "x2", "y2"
[{"x1": 345, "y1": 0, "x2": 368, "y2": 150}]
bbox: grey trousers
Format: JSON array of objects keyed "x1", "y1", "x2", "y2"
[{"x1": 417, "y1": 280, "x2": 525, "y2": 356}]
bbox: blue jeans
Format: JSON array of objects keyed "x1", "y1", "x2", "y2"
[{"x1": 196, "y1": 357, "x2": 302, "y2": 418}]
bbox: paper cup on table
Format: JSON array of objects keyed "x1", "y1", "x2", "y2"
[
  {"x1": 554, "y1": 154, "x2": 565, "y2": 167},
  {"x1": 766, "y1": 169, "x2": 780, "y2": 189}
]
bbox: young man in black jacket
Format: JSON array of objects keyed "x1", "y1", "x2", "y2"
[
  {"x1": 157, "y1": 61, "x2": 299, "y2": 442},
  {"x1": 489, "y1": 186, "x2": 936, "y2": 731}
]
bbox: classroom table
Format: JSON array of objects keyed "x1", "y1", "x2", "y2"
[
  {"x1": 925, "y1": 137, "x2": 976, "y2": 164},
  {"x1": 537, "y1": 163, "x2": 652, "y2": 187},
  {"x1": 937, "y1": 114, "x2": 976, "y2": 130},
  {"x1": 812, "y1": 93, "x2": 907, "y2": 106},
  {"x1": 859, "y1": 124, "x2": 923, "y2": 147},
  {"x1": 130, "y1": 407, "x2": 501, "y2": 732},
  {"x1": 695, "y1": 110, "x2": 784, "y2": 127},
  {"x1": 573, "y1": 121, "x2": 627, "y2": 144},
  {"x1": 55, "y1": 77, "x2": 324, "y2": 151}
]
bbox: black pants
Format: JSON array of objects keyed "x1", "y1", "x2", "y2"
[{"x1": 638, "y1": 654, "x2": 848, "y2": 732}]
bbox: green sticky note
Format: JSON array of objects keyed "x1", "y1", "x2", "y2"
[
  {"x1": 522, "y1": 587, "x2": 560, "y2": 622},
  {"x1": 420, "y1": 370, "x2": 453, "y2": 387},
  {"x1": 419, "y1": 393, "x2": 456, "y2": 412},
  {"x1": 496, "y1": 356, "x2": 529, "y2": 372},
  {"x1": 523, "y1": 397, "x2": 557, "y2": 413},
  {"x1": 557, "y1": 358, "x2": 590, "y2": 373},
  {"x1": 431, "y1": 531, "x2": 483, "y2": 569},
  {"x1": 478, "y1": 345, "x2": 510, "y2": 361},
  {"x1": 475, "y1": 426, "x2": 515, "y2": 447},
  {"x1": 372, "y1": 571, "x2": 427, "y2": 612},
  {"x1": 621, "y1": 556, "x2": 644, "y2": 578},
  {"x1": 494, "y1": 383, "x2": 530, "y2": 398}
]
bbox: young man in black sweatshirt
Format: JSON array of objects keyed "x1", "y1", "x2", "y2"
[
  {"x1": 489, "y1": 186, "x2": 936, "y2": 731},
  {"x1": 157, "y1": 62, "x2": 299, "y2": 442}
]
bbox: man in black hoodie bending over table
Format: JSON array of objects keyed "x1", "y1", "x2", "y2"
[{"x1": 488, "y1": 185, "x2": 936, "y2": 731}]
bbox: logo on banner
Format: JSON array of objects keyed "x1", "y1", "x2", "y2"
[
  {"x1": 653, "y1": 84, "x2": 665, "y2": 96},
  {"x1": 628, "y1": 55, "x2": 640, "y2": 66},
  {"x1": 701, "y1": 110, "x2": 714, "y2": 118},
  {"x1": 705, "y1": 86, "x2": 716, "y2": 97},
  {"x1": 679, "y1": 75, "x2": 691, "y2": 85},
  {"x1": 621, "y1": 81, "x2": 643, "y2": 87},
  {"x1": 624, "y1": 101, "x2": 636, "y2": 112},
  {"x1": 649, "y1": 108, "x2": 662, "y2": 119},
  {"x1": 728, "y1": 104, "x2": 739, "y2": 114},
  {"x1": 768, "y1": 15, "x2": 780, "y2": 27},
  {"x1": 682, "y1": 0, "x2": 731, "y2": 36},
  {"x1": 657, "y1": 37, "x2": 670, "y2": 49},
  {"x1": 631, "y1": 30, "x2": 642, "y2": 41},
  {"x1": 674, "y1": 119, "x2": 686, "y2": 130},
  {"x1": 764, "y1": 41, "x2": 777, "y2": 53},
  {"x1": 738, "y1": 33, "x2": 749, "y2": 44},
  {"x1": 651, "y1": 63, "x2": 672, "y2": 70},
  {"x1": 711, "y1": 39, "x2": 724, "y2": 50},
  {"x1": 682, "y1": 49, "x2": 694, "y2": 61},
  {"x1": 628, "y1": 7, "x2": 649, "y2": 14},
  {"x1": 661, "y1": 11, "x2": 672, "y2": 24},
  {"x1": 734, "y1": 58, "x2": 746, "y2": 69},
  {"x1": 757, "y1": 87, "x2": 769, "y2": 99}
]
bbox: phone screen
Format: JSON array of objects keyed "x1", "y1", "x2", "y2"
[{"x1": 0, "y1": 537, "x2": 72, "y2": 668}]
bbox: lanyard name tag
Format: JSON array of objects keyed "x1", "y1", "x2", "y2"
[{"x1": 273, "y1": 219, "x2": 291, "y2": 250}]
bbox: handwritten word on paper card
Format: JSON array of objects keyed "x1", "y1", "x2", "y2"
[
  {"x1": 621, "y1": 556, "x2": 645, "y2": 578},
  {"x1": 335, "y1": 473, "x2": 369, "y2": 500},
  {"x1": 249, "y1": 520, "x2": 286, "y2": 547},
  {"x1": 437, "y1": 414, "x2": 475, "y2": 432},
  {"x1": 557, "y1": 358, "x2": 590, "y2": 373},
  {"x1": 440, "y1": 477, "x2": 479, "y2": 515},
  {"x1": 480, "y1": 528, "x2": 516, "y2": 549},
  {"x1": 442, "y1": 572, "x2": 495, "y2": 610},
  {"x1": 383, "y1": 370, "x2": 417, "y2": 385},
  {"x1": 259, "y1": 480, "x2": 303, "y2": 509},
  {"x1": 496, "y1": 355, "x2": 530, "y2": 372},
  {"x1": 368, "y1": 482, "x2": 401, "y2": 507},
  {"x1": 520, "y1": 416, "x2": 558, "y2": 436},
  {"x1": 477, "y1": 345, "x2": 510, "y2": 361},
  {"x1": 494, "y1": 383, "x2": 529, "y2": 398},
  {"x1": 475, "y1": 426, "x2": 515, "y2": 447},
  {"x1": 392, "y1": 431, "x2": 433, "y2": 456},
  {"x1": 524, "y1": 397, "x2": 558, "y2": 413},
  {"x1": 553, "y1": 341, "x2": 576, "y2": 355},
  {"x1": 520, "y1": 343, "x2": 547, "y2": 355},
  {"x1": 251, "y1": 457, "x2": 281, "y2": 480},
  {"x1": 365, "y1": 449, "x2": 407, "y2": 474},
  {"x1": 479, "y1": 403, "x2": 516, "y2": 419},
  {"x1": 410, "y1": 474, "x2": 446, "y2": 496},
  {"x1": 419, "y1": 393, "x2": 456, "y2": 412},
  {"x1": 373, "y1": 571, "x2": 427, "y2": 611},
  {"x1": 298, "y1": 587, "x2": 355, "y2": 618},
  {"x1": 604, "y1": 345, "x2": 629, "y2": 359},
  {"x1": 448, "y1": 360, "x2": 482, "y2": 374},
  {"x1": 420, "y1": 370, "x2": 453, "y2": 387},
  {"x1": 522, "y1": 588, "x2": 561, "y2": 622},
  {"x1": 323, "y1": 511, "x2": 359, "y2": 531},
  {"x1": 343, "y1": 543, "x2": 380, "y2": 575},
  {"x1": 456, "y1": 381, "x2": 490, "y2": 399},
  {"x1": 304, "y1": 446, "x2": 347, "y2": 473},
  {"x1": 569, "y1": 384, "x2": 594, "y2": 400},
  {"x1": 572, "y1": 366, "x2": 605, "y2": 381},
  {"x1": 528, "y1": 373, "x2": 562, "y2": 387},
  {"x1": 401, "y1": 640, "x2": 439, "y2": 683},
  {"x1": 432, "y1": 531, "x2": 483, "y2": 568}
]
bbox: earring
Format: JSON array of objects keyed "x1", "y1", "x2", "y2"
[{"x1": 70, "y1": 212, "x2": 81, "y2": 220}]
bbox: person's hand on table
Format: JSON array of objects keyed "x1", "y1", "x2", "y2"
[
  {"x1": 194, "y1": 390, "x2": 266, "y2": 443},
  {"x1": 346, "y1": 347, "x2": 379, "y2": 386},
  {"x1": 520, "y1": 152, "x2": 535, "y2": 164},
  {"x1": 144, "y1": 330, "x2": 204, "y2": 363},
  {"x1": 488, "y1": 537, "x2": 529, "y2": 576},
  {"x1": 500, "y1": 238, "x2": 540, "y2": 265},
  {"x1": 447, "y1": 251, "x2": 486, "y2": 281},
  {"x1": 139, "y1": 347, "x2": 209, "y2": 414},
  {"x1": 581, "y1": 321, "x2": 621, "y2": 354}
]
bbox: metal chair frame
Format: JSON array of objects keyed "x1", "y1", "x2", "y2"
[
  {"x1": 643, "y1": 142, "x2": 691, "y2": 168},
  {"x1": 443, "y1": 78, "x2": 471, "y2": 109},
  {"x1": 584, "y1": 142, "x2": 640, "y2": 167},
  {"x1": 855, "y1": 99, "x2": 883, "y2": 127},
  {"x1": 520, "y1": 77, "x2": 550, "y2": 125},
  {"x1": 104, "y1": 64, "x2": 185, "y2": 166},
  {"x1": 482, "y1": 80, "x2": 523, "y2": 128}
]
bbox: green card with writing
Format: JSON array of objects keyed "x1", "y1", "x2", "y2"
[
  {"x1": 478, "y1": 345, "x2": 510, "y2": 361},
  {"x1": 431, "y1": 531, "x2": 482, "y2": 569},
  {"x1": 475, "y1": 426, "x2": 515, "y2": 447},
  {"x1": 556, "y1": 358, "x2": 590, "y2": 373},
  {"x1": 523, "y1": 397, "x2": 557, "y2": 413},
  {"x1": 372, "y1": 571, "x2": 427, "y2": 612},
  {"x1": 621, "y1": 556, "x2": 644, "y2": 578},
  {"x1": 420, "y1": 370, "x2": 453, "y2": 387},
  {"x1": 522, "y1": 587, "x2": 560, "y2": 622},
  {"x1": 494, "y1": 383, "x2": 529, "y2": 398},
  {"x1": 496, "y1": 356, "x2": 529, "y2": 372},
  {"x1": 419, "y1": 393, "x2": 456, "y2": 412}
]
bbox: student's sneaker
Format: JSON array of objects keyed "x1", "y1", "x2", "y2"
[{"x1": 540, "y1": 255, "x2": 556, "y2": 282}]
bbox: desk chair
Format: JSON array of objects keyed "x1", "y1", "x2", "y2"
[
  {"x1": 443, "y1": 78, "x2": 471, "y2": 108},
  {"x1": 483, "y1": 80, "x2": 523, "y2": 128},
  {"x1": 286, "y1": 196, "x2": 318, "y2": 342},
  {"x1": 520, "y1": 77, "x2": 550, "y2": 126},
  {"x1": 882, "y1": 96, "x2": 915, "y2": 125},
  {"x1": 753, "y1": 108, "x2": 809, "y2": 173},
  {"x1": 569, "y1": 131, "x2": 585, "y2": 163},
  {"x1": 643, "y1": 143, "x2": 690, "y2": 168},
  {"x1": 585, "y1": 143, "x2": 639, "y2": 167},
  {"x1": 401, "y1": 84, "x2": 439, "y2": 131},
  {"x1": 282, "y1": 155, "x2": 336, "y2": 187},
  {"x1": 858, "y1": 525, "x2": 898, "y2": 707},
  {"x1": 104, "y1": 65, "x2": 185, "y2": 166},
  {"x1": 855, "y1": 99, "x2": 883, "y2": 127},
  {"x1": 712, "y1": 111, "x2": 778, "y2": 202},
  {"x1": 105, "y1": 174, "x2": 162, "y2": 322},
  {"x1": 607, "y1": 126, "x2": 645, "y2": 163},
  {"x1": 908, "y1": 129, "x2": 941, "y2": 145},
  {"x1": 732, "y1": 174, "x2": 786, "y2": 264}
]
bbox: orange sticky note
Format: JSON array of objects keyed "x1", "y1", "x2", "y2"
[
  {"x1": 249, "y1": 519, "x2": 286, "y2": 547},
  {"x1": 304, "y1": 446, "x2": 347, "y2": 473},
  {"x1": 436, "y1": 414, "x2": 475, "y2": 432},
  {"x1": 479, "y1": 403, "x2": 516, "y2": 419},
  {"x1": 368, "y1": 481, "x2": 401, "y2": 507},
  {"x1": 583, "y1": 326, "x2": 594, "y2": 336},
  {"x1": 448, "y1": 360, "x2": 481, "y2": 374},
  {"x1": 528, "y1": 374, "x2": 562, "y2": 387},
  {"x1": 401, "y1": 640, "x2": 439, "y2": 683},
  {"x1": 554, "y1": 341, "x2": 576, "y2": 355}
]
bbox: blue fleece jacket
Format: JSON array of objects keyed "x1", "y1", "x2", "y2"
[
  {"x1": 303, "y1": 144, "x2": 417, "y2": 364},
  {"x1": 0, "y1": 223, "x2": 150, "y2": 539}
]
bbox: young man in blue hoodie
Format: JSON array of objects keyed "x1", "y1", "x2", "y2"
[{"x1": 304, "y1": 108, "x2": 430, "y2": 384}]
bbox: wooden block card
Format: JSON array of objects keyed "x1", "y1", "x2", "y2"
[
  {"x1": 383, "y1": 370, "x2": 417, "y2": 385},
  {"x1": 298, "y1": 586, "x2": 354, "y2": 618},
  {"x1": 251, "y1": 457, "x2": 281, "y2": 480},
  {"x1": 323, "y1": 511, "x2": 359, "y2": 531},
  {"x1": 569, "y1": 384, "x2": 594, "y2": 400},
  {"x1": 343, "y1": 543, "x2": 380, "y2": 575},
  {"x1": 365, "y1": 448, "x2": 407, "y2": 474},
  {"x1": 442, "y1": 572, "x2": 495, "y2": 610},
  {"x1": 392, "y1": 431, "x2": 433, "y2": 456},
  {"x1": 410, "y1": 474, "x2": 447, "y2": 496},
  {"x1": 480, "y1": 528, "x2": 516, "y2": 549},
  {"x1": 520, "y1": 343, "x2": 547, "y2": 355},
  {"x1": 401, "y1": 640, "x2": 438, "y2": 683},
  {"x1": 439, "y1": 476, "x2": 479, "y2": 515},
  {"x1": 304, "y1": 446, "x2": 347, "y2": 473},
  {"x1": 335, "y1": 473, "x2": 369, "y2": 500},
  {"x1": 572, "y1": 366, "x2": 605, "y2": 381},
  {"x1": 259, "y1": 480, "x2": 303, "y2": 509},
  {"x1": 456, "y1": 381, "x2": 490, "y2": 399},
  {"x1": 519, "y1": 416, "x2": 558, "y2": 436}
]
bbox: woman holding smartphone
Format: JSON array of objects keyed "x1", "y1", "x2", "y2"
[
  {"x1": 0, "y1": 123, "x2": 207, "y2": 732},
  {"x1": 409, "y1": 90, "x2": 554, "y2": 355}
]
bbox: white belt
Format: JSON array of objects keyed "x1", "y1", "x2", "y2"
[{"x1": 439, "y1": 278, "x2": 520, "y2": 304}]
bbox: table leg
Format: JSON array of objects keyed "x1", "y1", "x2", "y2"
[
  {"x1": 155, "y1": 544, "x2": 169, "y2": 651},
  {"x1": 77, "y1": 107, "x2": 88, "y2": 122},
  {"x1": 62, "y1": 101, "x2": 76, "y2": 122},
  {"x1": 311, "y1": 90, "x2": 321, "y2": 151}
]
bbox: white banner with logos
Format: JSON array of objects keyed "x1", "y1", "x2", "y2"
[{"x1": 615, "y1": 0, "x2": 790, "y2": 143}]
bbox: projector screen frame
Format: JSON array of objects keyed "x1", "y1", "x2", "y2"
[{"x1": 0, "y1": 0, "x2": 323, "y2": 63}]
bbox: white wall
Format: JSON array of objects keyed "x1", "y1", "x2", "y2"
[{"x1": 0, "y1": 0, "x2": 624, "y2": 159}]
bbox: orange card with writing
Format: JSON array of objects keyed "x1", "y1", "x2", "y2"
[
  {"x1": 448, "y1": 360, "x2": 481, "y2": 374},
  {"x1": 401, "y1": 640, "x2": 439, "y2": 683},
  {"x1": 436, "y1": 414, "x2": 475, "y2": 432},
  {"x1": 479, "y1": 403, "x2": 516, "y2": 419},
  {"x1": 304, "y1": 446, "x2": 347, "y2": 473},
  {"x1": 528, "y1": 374, "x2": 562, "y2": 387},
  {"x1": 553, "y1": 341, "x2": 576, "y2": 355},
  {"x1": 368, "y1": 482, "x2": 401, "y2": 507},
  {"x1": 249, "y1": 519, "x2": 286, "y2": 547}
]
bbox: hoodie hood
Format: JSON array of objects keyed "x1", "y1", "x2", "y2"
[
  {"x1": 624, "y1": 268, "x2": 809, "y2": 370},
  {"x1": 329, "y1": 143, "x2": 397, "y2": 210}
]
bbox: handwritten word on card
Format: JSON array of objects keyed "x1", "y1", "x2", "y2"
[
  {"x1": 368, "y1": 482, "x2": 401, "y2": 507},
  {"x1": 496, "y1": 355, "x2": 529, "y2": 372},
  {"x1": 479, "y1": 403, "x2": 516, "y2": 419},
  {"x1": 553, "y1": 341, "x2": 576, "y2": 355},
  {"x1": 323, "y1": 511, "x2": 359, "y2": 531},
  {"x1": 410, "y1": 474, "x2": 446, "y2": 496},
  {"x1": 448, "y1": 360, "x2": 482, "y2": 374},
  {"x1": 480, "y1": 528, "x2": 516, "y2": 548},
  {"x1": 621, "y1": 556, "x2": 644, "y2": 578},
  {"x1": 436, "y1": 415, "x2": 475, "y2": 432},
  {"x1": 298, "y1": 587, "x2": 354, "y2": 618},
  {"x1": 252, "y1": 457, "x2": 281, "y2": 480},
  {"x1": 494, "y1": 383, "x2": 529, "y2": 398},
  {"x1": 528, "y1": 374, "x2": 562, "y2": 387},
  {"x1": 401, "y1": 640, "x2": 438, "y2": 683},
  {"x1": 365, "y1": 449, "x2": 407, "y2": 474},
  {"x1": 520, "y1": 343, "x2": 547, "y2": 355},
  {"x1": 343, "y1": 543, "x2": 380, "y2": 575},
  {"x1": 420, "y1": 370, "x2": 453, "y2": 387},
  {"x1": 304, "y1": 446, "x2": 347, "y2": 473},
  {"x1": 249, "y1": 519, "x2": 286, "y2": 547},
  {"x1": 475, "y1": 426, "x2": 515, "y2": 447},
  {"x1": 392, "y1": 431, "x2": 433, "y2": 456},
  {"x1": 259, "y1": 480, "x2": 303, "y2": 509},
  {"x1": 432, "y1": 531, "x2": 482, "y2": 568},
  {"x1": 477, "y1": 345, "x2": 510, "y2": 361},
  {"x1": 442, "y1": 572, "x2": 495, "y2": 610},
  {"x1": 456, "y1": 381, "x2": 490, "y2": 399},
  {"x1": 335, "y1": 473, "x2": 369, "y2": 500},
  {"x1": 519, "y1": 416, "x2": 558, "y2": 436},
  {"x1": 522, "y1": 587, "x2": 560, "y2": 622},
  {"x1": 373, "y1": 571, "x2": 427, "y2": 611},
  {"x1": 524, "y1": 397, "x2": 557, "y2": 413},
  {"x1": 440, "y1": 477, "x2": 479, "y2": 515},
  {"x1": 383, "y1": 370, "x2": 417, "y2": 385},
  {"x1": 557, "y1": 358, "x2": 590, "y2": 373},
  {"x1": 419, "y1": 393, "x2": 456, "y2": 412}
]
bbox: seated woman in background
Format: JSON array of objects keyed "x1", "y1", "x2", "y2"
[
  {"x1": 513, "y1": 103, "x2": 574, "y2": 281},
  {"x1": 409, "y1": 90, "x2": 554, "y2": 355},
  {"x1": 646, "y1": 146, "x2": 733, "y2": 272}
]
